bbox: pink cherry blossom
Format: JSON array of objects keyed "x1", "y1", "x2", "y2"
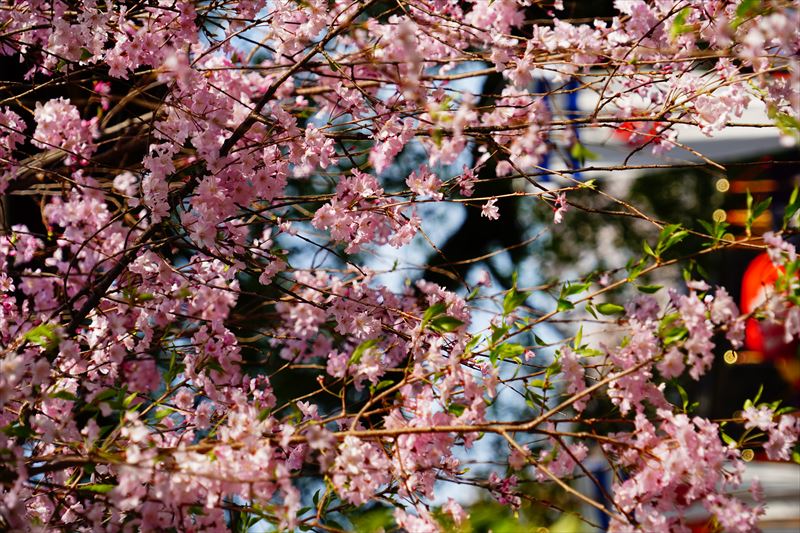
[
  {"x1": 481, "y1": 198, "x2": 500, "y2": 220},
  {"x1": 553, "y1": 192, "x2": 568, "y2": 224}
]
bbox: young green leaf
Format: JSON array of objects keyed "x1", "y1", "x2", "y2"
[
  {"x1": 570, "y1": 141, "x2": 598, "y2": 166},
  {"x1": 596, "y1": 302, "x2": 625, "y2": 315},
  {"x1": 721, "y1": 432, "x2": 737, "y2": 447},
  {"x1": 421, "y1": 302, "x2": 447, "y2": 327},
  {"x1": 670, "y1": 7, "x2": 692, "y2": 39},
  {"x1": 745, "y1": 190, "x2": 771, "y2": 236},
  {"x1": 349, "y1": 338, "x2": 379, "y2": 365},
  {"x1": 783, "y1": 186, "x2": 800, "y2": 229},
  {"x1": 556, "y1": 298, "x2": 575, "y2": 312},
  {"x1": 430, "y1": 315, "x2": 464, "y2": 333},
  {"x1": 561, "y1": 281, "x2": 591, "y2": 298},
  {"x1": 503, "y1": 285, "x2": 530, "y2": 316},
  {"x1": 24, "y1": 323, "x2": 59, "y2": 348},
  {"x1": 733, "y1": 0, "x2": 762, "y2": 29},
  {"x1": 636, "y1": 284, "x2": 663, "y2": 294},
  {"x1": 81, "y1": 484, "x2": 115, "y2": 494}
]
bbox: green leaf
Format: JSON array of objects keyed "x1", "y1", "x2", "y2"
[
  {"x1": 627, "y1": 258, "x2": 645, "y2": 281},
  {"x1": 374, "y1": 380, "x2": 394, "y2": 392},
  {"x1": 745, "y1": 190, "x2": 772, "y2": 236},
  {"x1": 503, "y1": 286, "x2": 530, "y2": 316},
  {"x1": 556, "y1": 298, "x2": 574, "y2": 312},
  {"x1": 658, "y1": 224, "x2": 680, "y2": 242},
  {"x1": 92, "y1": 389, "x2": 117, "y2": 404},
  {"x1": 698, "y1": 218, "x2": 715, "y2": 237},
  {"x1": 165, "y1": 350, "x2": 180, "y2": 383},
  {"x1": 562, "y1": 281, "x2": 591, "y2": 298},
  {"x1": 643, "y1": 239, "x2": 656, "y2": 258},
  {"x1": 122, "y1": 392, "x2": 138, "y2": 408},
  {"x1": 570, "y1": 141, "x2": 598, "y2": 165},
  {"x1": 529, "y1": 379, "x2": 553, "y2": 390},
  {"x1": 662, "y1": 230, "x2": 688, "y2": 253},
  {"x1": 774, "y1": 111, "x2": 800, "y2": 133},
  {"x1": 3, "y1": 422, "x2": 34, "y2": 440},
  {"x1": 49, "y1": 390, "x2": 77, "y2": 401},
  {"x1": 81, "y1": 483, "x2": 115, "y2": 493},
  {"x1": 736, "y1": 0, "x2": 760, "y2": 17},
  {"x1": 421, "y1": 302, "x2": 464, "y2": 333},
  {"x1": 154, "y1": 408, "x2": 173, "y2": 421},
  {"x1": 784, "y1": 186, "x2": 800, "y2": 229},
  {"x1": 349, "y1": 338, "x2": 380, "y2": 365},
  {"x1": 549, "y1": 514, "x2": 585, "y2": 533},
  {"x1": 753, "y1": 383, "x2": 764, "y2": 405},
  {"x1": 546, "y1": 360, "x2": 561, "y2": 378},
  {"x1": 596, "y1": 302, "x2": 625, "y2": 315},
  {"x1": 793, "y1": 450, "x2": 800, "y2": 464},
  {"x1": 554, "y1": 282, "x2": 590, "y2": 314},
  {"x1": 464, "y1": 334, "x2": 482, "y2": 354},
  {"x1": 733, "y1": 0, "x2": 761, "y2": 28},
  {"x1": 350, "y1": 507, "x2": 395, "y2": 533},
  {"x1": 430, "y1": 315, "x2": 464, "y2": 333},
  {"x1": 721, "y1": 432, "x2": 737, "y2": 446},
  {"x1": 431, "y1": 128, "x2": 444, "y2": 148},
  {"x1": 174, "y1": 287, "x2": 192, "y2": 299},
  {"x1": 655, "y1": 224, "x2": 688, "y2": 256},
  {"x1": 525, "y1": 389, "x2": 546, "y2": 409},
  {"x1": 772, "y1": 111, "x2": 800, "y2": 149},
  {"x1": 447, "y1": 403, "x2": 466, "y2": 416},
  {"x1": 574, "y1": 326, "x2": 583, "y2": 349},
  {"x1": 493, "y1": 343, "x2": 525, "y2": 360},
  {"x1": 637, "y1": 284, "x2": 663, "y2": 294},
  {"x1": 421, "y1": 302, "x2": 447, "y2": 328},
  {"x1": 699, "y1": 217, "x2": 730, "y2": 247},
  {"x1": 491, "y1": 323, "x2": 509, "y2": 344},
  {"x1": 695, "y1": 261, "x2": 710, "y2": 280},
  {"x1": 670, "y1": 7, "x2": 692, "y2": 39},
  {"x1": 24, "y1": 323, "x2": 59, "y2": 348},
  {"x1": 662, "y1": 326, "x2": 688, "y2": 345},
  {"x1": 675, "y1": 383, "x2": 690, "y2": 411}
]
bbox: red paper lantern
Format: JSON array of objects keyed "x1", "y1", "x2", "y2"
[{"x1": 741, "y1": 253, "x2": 796, "y2": 360}]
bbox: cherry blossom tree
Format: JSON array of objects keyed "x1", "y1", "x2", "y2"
[{"x1": 0, "y1": 0, "x2": 799, "y2": 531}]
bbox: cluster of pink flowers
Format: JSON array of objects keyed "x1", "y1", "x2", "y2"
[
  {"x1": 0, "y1": 0, "x2": 797, "y2": 531},
  {"x1": 608, "y1": 411, "x2": 762, "y2": 532},
  {"x1": 0, "y1": 108, "x2": 25, "y2": 192},
  {"x1": 312, "y1": 169, "x2": 420, "y2": 253},
  {"x1": 605, "y1": 284, "x2": 745, "y2": 417},
  {"x1": 743, "y1": 405, "x2": 800, "y2": 461},
  {"x1": 31, "y1": 98, "x2": 97, "y2": 165}
]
